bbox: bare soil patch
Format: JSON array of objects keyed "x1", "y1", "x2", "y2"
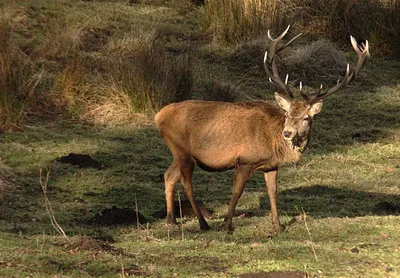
[
  {"x1": 67, "y1": 236, "x2": 114, "y2": 252},
  {"x1": 0, "y1": 163, "x2": 17, "y2": 191},
  {"x1": 56, "y1": 153, "x2": 103, "y2": 169},
  {"x1": 90, "y1": 206, "x2": 148, "y2": 226}
]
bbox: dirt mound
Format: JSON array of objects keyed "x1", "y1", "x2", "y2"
[
  {"x1": 56, "y1": 153, "x2": 103, "y2": 169},
  {"x1": 0, "y1": 163, "x2": 17, "y2": 191},
  {"x1": 67, "y1": 236, "x2": 113, "y2": 252},
  {"x1": 239, "y1": 271, "x2": 308, "y2": 278},
  {"x1": 153, "y1": 200, "x2": 213, "y2": 219},
  {"x1": 90, "y1": 206, "x2": 149, "y2": 226}
]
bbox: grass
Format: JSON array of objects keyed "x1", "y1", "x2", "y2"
[{"x1": 0, "y1": 0, "x2": 399, "y2": 277}]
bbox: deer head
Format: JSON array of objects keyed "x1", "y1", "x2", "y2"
[{"x1": 264, "y1": 26, "x2": 370, "y2": 151}]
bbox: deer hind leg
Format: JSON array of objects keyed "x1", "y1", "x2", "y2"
[
  {"x1": 264, "y1": 170, "x2": 283, "y2": 234},
  {"x1": 224, "y1": 166, "x2": 252, "y2": 233},
  {"x1": 164, "y1": 161, "x2": 181, "y2": 226},
  {"x1": 180, "y1": 159, "x2": 211, "y2": 230}
]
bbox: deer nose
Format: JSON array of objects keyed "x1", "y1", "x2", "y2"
[{"x1": 283, "y1": 131, "x2": 293, "y2": 138}]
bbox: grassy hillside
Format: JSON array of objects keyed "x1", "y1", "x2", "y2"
[{"x1": 0, "y1": 0, "x2": 399, "y2": 277}]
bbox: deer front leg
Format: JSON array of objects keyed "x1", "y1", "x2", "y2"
[
  {"x1": 224, "y1": 166, "x2": 252, "y2": 233},
  {"x1": 264, "y1": 170, "x2": 283, "y2": 234},
  {"x1": 180, "y1": 160, "x2": 211, "y2": 230}
]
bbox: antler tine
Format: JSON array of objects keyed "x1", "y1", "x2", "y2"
[
  {"x1": 350, "y1": 36, "x2": 370, "y2": 81},
  {"x1": 264, "y1": 50, "x2": 294, "y2": 99},
  {"x1": 309, "y1": 37, "x2": 370, "y2": 104},
  {"x1": 299, "y1": 82, "x2": 311, "y2": 101},
  {"x1": 265, "y1": 26, "x2": 302, "y2": 99},
  {"x1": 267, "y1": 25, "x2": 303, "y2": 55}
]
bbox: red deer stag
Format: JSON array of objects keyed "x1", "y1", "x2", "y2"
[{"x1": 155, "y1": 26, "x2": 370, "y2": 234}]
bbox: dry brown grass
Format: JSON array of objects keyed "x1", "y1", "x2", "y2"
[
  {"x1": 103, "y1": 29, "x2": 193, "y2": 114},
  {"x1": 77, "y1": 29, "x2": 193, "y2": 125},
  {"x1": 32, "y1": 12, "x2": 87, "y2": 61}
]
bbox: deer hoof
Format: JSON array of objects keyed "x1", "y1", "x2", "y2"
[
  {"x1": 166, "y1": 217, "x2": 178, "y2": 226},
  {"x1": 269, "y1": 224, "x2": 285, "y2": 236},
  {"x1": 226, "y1": 223, "x2": 235, "y2": 234},
  {"x1": 200, "y1": 222, "x2": 211, "y2": 231}
]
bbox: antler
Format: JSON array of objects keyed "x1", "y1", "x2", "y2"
[
  {"x1": 308, "y1": 36, "x2": 370, "y2": 104},
  {"x1": 264, "y1": 25, "x2": 302, "y2": 99}
]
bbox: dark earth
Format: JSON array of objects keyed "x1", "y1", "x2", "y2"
[
  {"x1": 90, "y1": 206, "x2": 148, "y2": 226},
  {"x1": 56, "y1": 153, "x2": 103, "y2": 169}
]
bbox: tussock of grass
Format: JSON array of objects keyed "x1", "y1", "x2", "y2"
[
  {"x1": 281, "y1": 39, "x2": 347, "y2": 86},
  {"x1": 200, "y1": 79, "x2": 245, "y2": 102}
]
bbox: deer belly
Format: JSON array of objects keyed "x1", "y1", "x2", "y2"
[{"x1": 192, "y1": 151, "x2": 236, "y2": 172}]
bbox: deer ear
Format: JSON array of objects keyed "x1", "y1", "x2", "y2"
[
  {"x1": 274, "y1": 92, "x2": 290, "y2": 112},
  {"x1": 309, "y1": 100, "x2": 323, "y2": 116}
]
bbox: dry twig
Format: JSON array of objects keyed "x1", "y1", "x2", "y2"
[
  {"x1": 40, "y1": 168, "x2": 67, "y2": 238},
  {"x1": 177, "y1": 190, "x2": 184, "y2": 241}
]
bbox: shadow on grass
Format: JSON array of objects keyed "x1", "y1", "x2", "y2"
[{"x1": 259, "y1": 185, "x2": 400, "y2": 219}]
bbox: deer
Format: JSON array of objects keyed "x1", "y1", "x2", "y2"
[{"x1": 154, "y1": 25, "x2": 370, "y2": 234}]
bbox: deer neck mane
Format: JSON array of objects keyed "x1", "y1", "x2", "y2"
[{"x1": 275, "y1": 117, "x2": 308, "y2": 165}]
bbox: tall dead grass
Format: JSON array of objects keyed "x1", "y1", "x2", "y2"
[
  {"x1": 80, "y1": 30, "x2": 194, "y2": 125},
  {"x1": 200, "y1": 0, "x2": 296, "y2": 45},
  {"x1": 0, "y1": 6, "x2": 43, "y2": 131},
  {"x1": 202, "y1": 0, "x2": 400, "y2": 57},
  {"x1": 329, "y1": 0, "x2": 400, "y2": 56}
]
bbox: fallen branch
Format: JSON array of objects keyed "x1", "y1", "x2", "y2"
[{"x1": 301, "y1": 208, "x2": 318, "y2": 262}]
